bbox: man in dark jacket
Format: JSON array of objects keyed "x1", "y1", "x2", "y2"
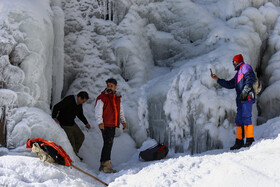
[
  {"x1": 211, "y1": 54, "x2": 256, "y2": 150},
  {"x1": 52, "y1": 91, "x2": 91, "y2": 159},
  {"x1": 95, "y1": 78, "x2": 127, "y2": 173}
]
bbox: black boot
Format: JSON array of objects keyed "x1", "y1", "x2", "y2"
[
  {"x1": 244, "y1": 138, "x2": 254, "y2": 148},
  {"x1": 230, "y1": 139, "x2": 244, "y2": 150}
]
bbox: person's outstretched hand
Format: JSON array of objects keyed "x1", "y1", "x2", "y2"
[
  {"x1": 86, "y1": 124, "x2": 91, "y2": 129},
  {"x1": 211, "y1": 74, "x2": 218, "y2": 81},
  {"x1": 99, "y1": 123, "x2": 104, "y2": 130},
  {"x1": 122, "y1": 123, "x2": 127, "y2": 130}
]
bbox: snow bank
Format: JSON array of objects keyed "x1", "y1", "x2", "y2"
[
  {"x1": 0, "y1": 155, "x2": 101, "y2": 186},
  {"x1": 1, "y1": 115, "x2": 280, "y2": 186},
  {"x1": 110, "y1": 124, "x2": 280, "y2": 187},
  {"x1": 5, "y1": 107, "x2": 78, "y2": 161}
]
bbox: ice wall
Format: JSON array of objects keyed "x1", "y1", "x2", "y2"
[
  {"x1": 62, "y1": 0, "x2": 280, "y2": 153},
  {"x1": 62, "y1": 0, "x2": 118, "y2": 97},
  {"x1": 0, "y1": 0, "x2": 64, "y2": 111},
  {"x1": 61, "y1": 0, "x2": 152, "y2": 147},
  {"x1": 137, "y1": 1, "x2": 280, "y2": 153},
  {"x1": 50, "y1": 1, "x2": 65, "y2": 107},
  {"x1": 259, "y1": 14, "x2": 280, "y2": 124}
]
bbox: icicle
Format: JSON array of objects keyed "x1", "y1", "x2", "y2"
[
  {"x1": 108, "y1": 0, "x2": 111, "y2": 21},
  {"x1": 103, "y1": 0, "x2": 106, "y2": 20}
]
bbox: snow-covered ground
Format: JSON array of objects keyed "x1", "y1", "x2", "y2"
[
  {"x1": 1, "y1": 0, "x2": 280, "y2": 186},
  {"x1": 1, "y1": 115, "x2": 280, "y2": 186}
]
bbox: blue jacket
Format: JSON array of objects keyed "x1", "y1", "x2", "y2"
[{"x1": 217, "y1": 62, "x2": 256, "y2": 105}]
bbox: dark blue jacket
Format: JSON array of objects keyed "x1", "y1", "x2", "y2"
[{"x1": 217, "y1": 62, "x2": 256, "y2": 105}]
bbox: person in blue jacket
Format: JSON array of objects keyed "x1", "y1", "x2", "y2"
[{"x1": 211, "y1": 54, "x2": 256, "y2": 150}]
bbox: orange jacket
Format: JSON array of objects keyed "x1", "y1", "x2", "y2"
[{"x1": 95, "y1": 90, "x2": 122, "y2": 127}]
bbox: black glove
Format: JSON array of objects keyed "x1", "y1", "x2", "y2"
[{"x1": 240, "y1": 85, "x2": 251, "y2": 101}]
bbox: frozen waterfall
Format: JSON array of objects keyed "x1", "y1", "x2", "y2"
[{"x1": 0, "y1": 0, "x2": 64, "y2": 111}]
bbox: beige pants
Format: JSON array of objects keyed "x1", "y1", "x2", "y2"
[{"x1": 61, "y1": 124, "x2": 85, "y2": 154}]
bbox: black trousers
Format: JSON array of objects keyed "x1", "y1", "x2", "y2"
[{"x1": 100, "y1": 127, "x2": 116, "y2": 162}]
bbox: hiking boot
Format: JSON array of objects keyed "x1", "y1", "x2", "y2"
[
  {"x1": 100, "y1": 160, "x2": 117, "y2": 173},
  {"x1": 230, "y1": 139, "x2": 244, "y2": 150},
  {"x1": 244, "y1": 138, "x2": 254, "y2": 148},
  {"x1": 77, "y1": 155, "x2": 83, "y2": 161},
  {"x1": 76, "y1": 153, "x2": 83, "y2": 161}
]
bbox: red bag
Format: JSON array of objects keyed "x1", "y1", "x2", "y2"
[{"x1": 26, "y1": 138, "x2": 72, "y2": 166}]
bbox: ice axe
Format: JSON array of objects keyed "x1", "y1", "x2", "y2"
[
  {"x1": 71, "y1": 163, "x2": 108, "y2": 186},
  {"x1": 26, "y1": 138, "x2": 108, "y2": 186}
]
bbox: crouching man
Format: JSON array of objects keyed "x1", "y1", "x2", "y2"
[{"x1": 52, "y1": 91, "x2": 91, "y2": 160}]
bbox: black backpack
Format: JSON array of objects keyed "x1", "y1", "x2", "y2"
[{"x1": 139, "y1": 143, "x2": 169, "y2": 161}]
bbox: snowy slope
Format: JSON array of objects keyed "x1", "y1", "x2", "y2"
[{"x1": 1, "y1": 117, "x2": 280, "y2": 186}]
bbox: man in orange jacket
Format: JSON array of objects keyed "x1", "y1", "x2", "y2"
[{"x1": 95, "y1": 78, "x2": 127, "y2": 173}]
